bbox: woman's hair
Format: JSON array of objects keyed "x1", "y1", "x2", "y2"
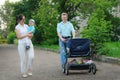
[{"x1": 15, "y1": 14, "x2": 24, "y2": 26}]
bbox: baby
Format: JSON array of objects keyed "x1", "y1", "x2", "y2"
[{"x1": 25, "y1": 19, "x2": 35, "y2": 50}]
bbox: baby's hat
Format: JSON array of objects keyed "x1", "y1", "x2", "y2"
[{"x1": 29, "y1": 19, "x2": 35, "y2": 23}]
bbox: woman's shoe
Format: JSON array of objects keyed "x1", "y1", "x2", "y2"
[{"x1": 22, "y1": 74, "x2": 28, "y2": 78}]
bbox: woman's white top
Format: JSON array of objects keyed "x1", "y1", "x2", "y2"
[{"x1": 15, "y1": 23, "x2": 31, "y2": 44}]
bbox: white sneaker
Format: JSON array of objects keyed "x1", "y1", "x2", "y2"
[
  {"x1": 22, "y1": 74, "x2": 28, "y2": 78},
  {"x1": 28, "y1": 72, "x2": 32, "y2": 76}
]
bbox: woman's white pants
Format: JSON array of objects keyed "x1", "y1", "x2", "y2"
[{"x1": 18, "y1": 43, "x2": 34, "y2": 74}]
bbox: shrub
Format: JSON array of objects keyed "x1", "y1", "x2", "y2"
[
  {"x1": 41, "y1": 37, "x2": 58, "y2": 45},
  {"x1": 81, "y1": 9, "x2": 113, "y2": 54},
  {"x1": 0, "y1": 39, "x2": 7, "y2": 44},
  {"x1": 33, "y1": 0, "x2": 58, "y2": 45},
  {"x1": 98, "y1": 41, "x2": 120, "y2": 58},
  {"x1": 14, "y1": 38, "x2": 18, "y2": 45},
  {"x1": 7, "y1": 32, "x2": 16, "y2": 44}
]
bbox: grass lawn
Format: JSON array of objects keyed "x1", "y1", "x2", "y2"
[
  {"x1": 33, "y1": 41, "x2": 120, "y2": 58},
  {"x1": 100, "y1": 41, "x2": 120, "y2": 58}
]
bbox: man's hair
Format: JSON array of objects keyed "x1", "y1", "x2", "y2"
[{"x1": 61, "y1": 12, "x2": 68, "y2": 17}]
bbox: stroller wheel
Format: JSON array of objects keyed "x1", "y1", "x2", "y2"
[
  {"x1": 91, "y1": 63, "x2": 96, "y2": 75},
  {"x1": 62, "y1": 64, "x2": 66, "y2": 73},
  {"x1": 88, "y1": 64, "x2": 92, "y2": 73},
  {"x1": 65, "y1": 63, "x2": 69, "y2": 75},
  {"x1": 62, "y1": 68, "x2": 65, "y2": 73}
]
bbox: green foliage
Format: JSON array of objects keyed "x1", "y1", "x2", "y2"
[
  {"x1": 105, "y1": 12, "x2": 120, "y2": 40},
  {"x1": 81, "y1": 9, "x2": 113, "y2": 54},
  {"x1": 0, "y1": 0, "x2": 120, "y2": 47},
  {"x1": 98, "y1": 41, "x2": 120, "y2": 58},
  {"x1": 0, "y1": 29, "x2": 8, "y2": 39},
  {"x1": 7, "y1": 32, "x2": 16, "y2": 44},
  {"x1": 0, "y1": 39, "x2": 7, "y2": 44},
  {"x1": 82, "y1": 9, "x2": 112, "y2": 44},
  {"x1": 111, "y1": 17, "x2": 120, "y2": 41},
  {"x1": 81, "y1": 0, "x2": 119, "y2": 54},
  {"x1": 33, "y1": 0, "x2": 58, "y2": 45},
  {"x1": 14, "y1": 38, "x2": 18, "y2": 45},
  {"x1": 12, "y1": 0, "x2": 40, "y2": 21},
  {"x1": 9, "y1": 0, "x2": 40, "y2": 31},
  {"x1": 69, "y1": 0, "x2": 118, "y2": 18},
  {"x1": 0, "y1": 0, "x2": 13, "y2": 32}
]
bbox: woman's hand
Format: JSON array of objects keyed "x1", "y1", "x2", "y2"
[{"x1": 27, "y1": 33, "x2": 33, "y2": 39}]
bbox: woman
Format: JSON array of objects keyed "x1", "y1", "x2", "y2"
[{"x1": 15, "y1": 14, "x2": 34, "y2": 78}]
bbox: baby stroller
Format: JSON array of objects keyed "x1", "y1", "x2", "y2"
[{"x1": 63, "y1": 38, "x2": 97, "y2": 75}]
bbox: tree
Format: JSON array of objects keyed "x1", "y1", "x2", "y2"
[
  {"x1": 1, "y1": 0, "x2": 119, "y2": 45},
  {"x1": 0, "y1": 0, "x2": 13, "y2": 32},
  {"x1": 80, "y1": 0, "x2": 119, "y2": 53},
  {"x1": 0, "y1": 0, "x2": 14, "y2": 39},
  {"x1": 82, "y1": 9, "x2": 112, "y2": 44},
  {"x1": 9, "y1": 0, "x2": 40, "y2": 31},
  {"x1": 33, "y1": 0, "x2": 59, "y2": 44},
  {"x1": 105, "y1": 11, "x2": 120, "y2": 41},
  {"x1": 12, "y1": 0, "x2": 40, "y2": 20}
]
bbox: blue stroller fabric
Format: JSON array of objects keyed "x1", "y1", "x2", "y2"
[{"x1": 68, "y1": 38, "x2": 90, "y2": 57}]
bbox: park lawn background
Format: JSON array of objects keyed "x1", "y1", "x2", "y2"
[
  {"x1": 1, "y1": 39, "x2": 120, "y2": 58},
  {"x1": 35, "y1": 41, "x2": 120, "y2": 58},
  {"x1": 99, "y1": 41, "x2": 120, "y2": 58}
]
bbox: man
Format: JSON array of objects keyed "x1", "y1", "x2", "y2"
[{"x1": 57, "y1": 12, "x2": 75, "y2": 72}]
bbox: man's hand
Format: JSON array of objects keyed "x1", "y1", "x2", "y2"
[
  {"x1": 61, "y1": 38, "x2": 66, "y2": 42},
  {"x1": 57, "y1": 33, "x2": 66, "y2": 42}
]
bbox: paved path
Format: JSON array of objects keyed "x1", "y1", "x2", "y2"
[{"x1": 0, "y1": 45, "x2": 120, "y2": 80}]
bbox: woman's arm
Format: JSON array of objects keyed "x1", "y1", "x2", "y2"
[{"x1": 15, "y1": 29, "x2": 28, "y2": 39}]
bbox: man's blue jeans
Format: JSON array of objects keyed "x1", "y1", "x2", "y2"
[{"x1": 59, "y1": 38, "x2": 70, "y2": 68}]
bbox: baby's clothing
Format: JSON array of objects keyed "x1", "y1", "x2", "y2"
[{"x1": 25, "y1": 26, "x2": 35, "y2": 50}]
